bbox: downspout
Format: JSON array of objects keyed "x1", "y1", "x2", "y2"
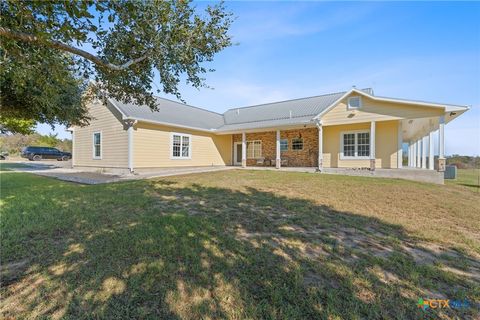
[
  {"x1": 126, "y1": 119, "x2": 137, "y2": 174},
  {"x1": 314, "y1": 119, "x2": 323, "y2": 172}
]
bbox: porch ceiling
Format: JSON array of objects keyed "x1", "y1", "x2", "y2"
[{"x1": 401, "y1": 108, "x2": 468, "y2": 141}]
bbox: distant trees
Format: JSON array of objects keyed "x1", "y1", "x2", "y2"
[
  {"x1": 447, "y1": 155, "x2": 480, "y2": 169},
  {"x1": 0, "y1": 132, "x2": 71, "y2": 155}
]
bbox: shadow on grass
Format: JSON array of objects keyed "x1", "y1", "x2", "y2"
[{"x1": 1, "y1": 173, "x2": 479, "y2": 319}]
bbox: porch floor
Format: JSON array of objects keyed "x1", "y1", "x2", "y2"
[{"x1": 239, "y1": 166, "x2": 444, "y2": 184}]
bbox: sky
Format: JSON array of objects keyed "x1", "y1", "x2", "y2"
[{"x1": 37, "y1": 1, "x2": 480, "y2": 155}]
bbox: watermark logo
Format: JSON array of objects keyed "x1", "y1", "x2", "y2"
[{"x1": 417, "y1": 298, "x2": 471, "y2": 311}]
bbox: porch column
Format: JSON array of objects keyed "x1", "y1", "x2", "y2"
[
  {"x1": 421, "y1": 135, "x2": 427, "y2": 169},
  {"x1": 370, "y1": 121, "x2": 376, "y2": 171},
  {"x1": 316, "y1": 121, "x2": 323, "y2": 171},
  {"x1": 428, "y1": 131, "x2": 434, "y2": 170},
  {"x1": 71, "y1": 129, "x2": 75, "y2": 168},
  {"x1": 438, "y1": 115, "x2": 446, "y2": 171},
  {"x1": 241, "y1": 132, "x2": 247, "y2": 168},
  {"x1": 412, "y1": 141, "x2": 416, "y2": 167},
  {"x1": 409, "y1": 143, "x2": 413, "y2": 167},
  {"x1": 397, "y1": 121, "x2": 403, "y2": 168},
  {"x1": 275, "y1": 130, "x2": 281, "y2": 169},
  {"x1": 407, "y1": 143, "x2": 411, "y2": 167},
  {"x1": 416, "y1": 139, "x2": 421, "y2": 168}
]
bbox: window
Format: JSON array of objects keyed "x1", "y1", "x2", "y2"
[
  {"x1": 347, "y1": 96, "x2": 362, "y2": 109},
  {"x1": 341, "y1": 131, "x2": 370, "y2": 159},
  {"x1": 280, "y1": 139, "x2": 288, "y2": 152},
  {"x1": 357, "y1": 132, "x2": 370, "y2": 157},
  {"x1": 93, "y1": 132, "x2": 101, "y2": 159},
  {"x1": 247, "y1": 140, "x2": 262, "y2": 158},
  {"x1": 171, "y1": 133, "x2": 191, "y2": 159},
  {"x1": 292, "y1": 138, "x2": 303, "y2": 150}
]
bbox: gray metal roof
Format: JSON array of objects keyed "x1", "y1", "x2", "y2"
[
  {"x1": 222, "y1": 91, "x2": 345, "y2": 126},
  {"x1": 217, "y1": 116, "x2": 315, "y2": 132},
  {"x1": 108, "y1": 88, "x2": 374, "y2": 132},
  {"x1": 110, "y1": 97, "x2": 224, "y2": 131}
]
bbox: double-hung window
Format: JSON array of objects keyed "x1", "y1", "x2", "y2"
[
  {"x1": 247, "y1": 140, "x2": 262, "y2": 159},
  {"x1": 291, "y1": 138, "x2": 303, "y2": 150},
  {"x1": 93, "y1": 132, "x2": 102, "y2": 159},
  {"x1": 280, "y1": 139, "x2": 288, "y2": 152},
  {"x1": 341, "y1": 131, "x2": 370, "y2": 159},
  {"x1": 171, "y1": 133, "x2": 191, "y2": 159}
]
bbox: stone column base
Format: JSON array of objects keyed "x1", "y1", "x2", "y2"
[
  {"x1": 241, "y1": 159, "x2": 247, "y2": 168},
  {"x1": 318, "y1": 159, "x2": 323, "y2": 172},
  {"x1": 437, "y1": 158, "x2": 446, "y2": 172},
  {"x1": 275, "y1": 158, "x2": 281, "y2": 169},
  {"x1": 370, "y1": 159, "x2": 376, "y2": 171}
]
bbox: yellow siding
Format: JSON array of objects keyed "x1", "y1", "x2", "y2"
[
  {"x1": 322, "y1": 95, "x2": 444, "y2": 126},
  {"x1": 323, "y1": 121, "x2": 398, "y2": 169},
  {"x1": 73, "y1": 101, "x2": 128, "y2": 168},
  {"x1": 134, "y1": 122, "x2": 232, "y2": 168}
]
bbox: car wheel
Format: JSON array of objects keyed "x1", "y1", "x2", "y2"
[
  {"x1": 32, "y1": 154, "x2": 42, "y2": 161},
  {"x1": 61, "y1": 155, "x2": 69, "y2": 161}
]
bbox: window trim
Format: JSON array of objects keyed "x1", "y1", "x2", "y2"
[
  {"x1": 246, "y1": 140, "x2": 262, "y2": 159},
  {"x1": 347, "y1": 96, "x2": 362, "y2": 110},
  {"x1": 170, "y1": 132, "x2": 192, "y2": 160},
  {"x1": 340, "y1": 130, "x2": 370, "y2": 160},
  {"x1": 92, "y1": 131, "x2": 102, "y2": 160},
  {"x1": 291, "y1": 138, "x2": 304, "y2": 151},
  {"x1": 280, "y1": 138, "x2": 288, "y2": 152}
]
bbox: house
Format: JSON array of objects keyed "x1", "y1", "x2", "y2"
[{"x1": 71, "y1": 88, "x2": 468, "y2": 178}]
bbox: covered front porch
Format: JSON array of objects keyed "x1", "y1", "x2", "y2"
[{"x1": 229, "y1": 120, "x2": 401, "y2": 171}]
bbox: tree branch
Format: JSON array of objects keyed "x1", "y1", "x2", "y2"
[{"x1": 0, "y1": 27, "x2": 149, "y2": 71}]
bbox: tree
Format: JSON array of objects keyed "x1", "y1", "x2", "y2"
[{"x1": 0, "y1": 0, "x2": 233, "y2": 133}]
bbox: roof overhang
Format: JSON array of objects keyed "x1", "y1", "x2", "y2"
[
  {"x1": 108, "y1": 98, "x2": 218, "y2": 133},
  {"x1": 313, "y1": 88, "x2": 469, "y2": 120}
]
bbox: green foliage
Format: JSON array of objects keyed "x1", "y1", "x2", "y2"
[
  {"x1": 0, "y1": 116, "x2": 35, "y2": 135},
  {"x1": 447, "y1": 155, "x2": 480, "y2": 169},
  {"x1": 0, "y1": 0, "x2": 233, "y2": 132},
  {"x1": 36, "y1": 133, "x2": 59, "y2": 147},
  {"x1": 0, "y1": 132, "x2": 71, "y2": 154}
]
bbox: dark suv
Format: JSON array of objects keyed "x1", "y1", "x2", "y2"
[{"x1": 21, "y1": 146, "x2": 72, "y2": 161}]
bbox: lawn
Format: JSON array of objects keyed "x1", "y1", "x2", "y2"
[
  {"x1": 1, "y1": 167, "x2": 479, "y2": 319},
  {"x1": 446, "y1": 168, "x2": 480, "y2": 192}
]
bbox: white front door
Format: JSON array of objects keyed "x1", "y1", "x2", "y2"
[{"x1": 234, "y1": 142, "x2": 243, "y2": 165}]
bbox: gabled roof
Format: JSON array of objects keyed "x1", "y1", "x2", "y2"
[
  {"x1": 107, "y1": 87, "x2": 468, "y2": 133},
  {"x1": 109, "y1": 97, "x2": 224, "y2": 131}
]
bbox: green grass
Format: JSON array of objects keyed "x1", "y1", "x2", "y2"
[
  {"x1": 1, "y1": 169, "x2": 479, "y2": 319},
  {"x1": 446, "y1": 168, "x2": 480, "y2": 192}
]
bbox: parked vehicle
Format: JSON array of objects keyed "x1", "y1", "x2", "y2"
[
  {"x1": 21, "y1": 146, "x2": 71, "y2": 161},
  {"x1": 0, "y1": 151, "x2": 8, "y2": 160}
]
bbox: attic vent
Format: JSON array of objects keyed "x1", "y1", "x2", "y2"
[{"x1": 236, "y1": 108, "x2": 240, "y2": 115}]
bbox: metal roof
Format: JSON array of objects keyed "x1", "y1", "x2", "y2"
[
  {"x1": 222, "y1": 91, "x2": 345, "y2": 125},
  {"x1": 110, "y1": 97, "x2": 224, "y2": 131},
  {"x1": 107, "y1": 87, "x2": 467, "y2": 133}
]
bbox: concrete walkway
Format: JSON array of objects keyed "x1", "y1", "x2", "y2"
[
  {"x1": 240, "y1": 166, "x2": 444, "y2": 184},
  {"x1": 5, "y1": 161, "x2": 235, "y2": 185}
]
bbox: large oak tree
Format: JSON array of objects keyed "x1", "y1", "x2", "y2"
[{"x1": 0, "y1": 0, "x2": 233, "y2": 133}]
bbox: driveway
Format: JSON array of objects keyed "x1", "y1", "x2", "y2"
[{"x1": 2, "y1": 160, "x2": 234, "y2": 184}]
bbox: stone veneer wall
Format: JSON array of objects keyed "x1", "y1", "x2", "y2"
[{"x1": 232, "y1": 128, "x2": 319, "y2": 167}]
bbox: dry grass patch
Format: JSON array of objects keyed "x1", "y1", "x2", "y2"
[{"x1": 1, "y1": 168, "x2": 479, "y2": 319}]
